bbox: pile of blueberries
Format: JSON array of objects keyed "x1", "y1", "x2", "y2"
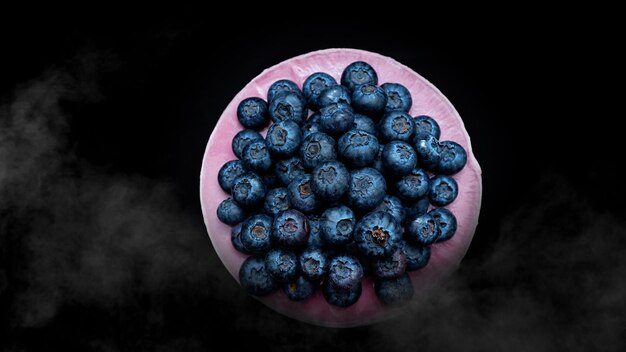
[{"x1": 217, "y1": 61, "x2": 467, "y2": 307}]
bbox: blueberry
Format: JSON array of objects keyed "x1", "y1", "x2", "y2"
[
  {"x1": 311, "y1": 160, "x2": 350, "y2": 202},
  {"x1": 379, "y1": 111, "x2": 415, "y2": 143},
  {"x1": 217, "y1": 197, "x2": 247, "y2": 225},
  {"x1": 232, "y1": 129, "x2": 263, "y2": 159},
  {"x1": 351, "y1": 83, "x2": 387, "y2": 117},
  {"x1": 299, "y1": 132, "x2": 337, "y2": 170},
  {"x1": 341, "y1": 61, "x2": 378, "y2": 92},
  {"x1": 301, "y1": 113, "x2": 322, "y2": 139},
  {"x1": 374, "y1": 194, "x2": 406, "y2": 225},
  {"x1": 240, "y1": 214, "x2": 274, "y2": 254},
  {"x1": 347, "y1": 168, "x2": 387, "y2": 211},
  {"x1": 382, "y1": 141, "x2": 418, "y2": 176},
  {"x1": 322, "y1": 279, "x2": 362, "y2": 308},
  {"x1": 218, "y1": 160, "x2": 246, "y2": 193},
  {"x1": 374, "y1": 273, "x2": 414, "y2": 306},
  {"x1": 430, "y1": 207, "x2": 457, "y2": 242},
  {"x1": 352, "y1": 113, "x2": 377, "y2": 134},
  {"x1": 263, "y1": 187, "x2": 290, "y2": 217},
  {"x1": 394, "y1": 168, "x2": 430, "y2": 201},
  {"x1": 299, "y1": 247, "x2": 328, "y2": 281},
  {"x1": 413, "y1": 115, "x2": 441, "y2": 140},
  {"x1": 404, "y1": 197, "x2": 430, "y2": 223},
  {"x1": 268, "y1": 91, "x2": 308, "y2": 125},
  {"x1": 284, "y1": 275, "x2": 317, "y2": 301},
  {"x1": 266, "y1": 120, "x2": 302, "y2": 158},
  {"x1": 317, "y1": 84, "x2": 352, "y2": 108},
  {"x1": 265, "y1": 248, "x2": 298, "y2": 283},
  {"x1": 287, "y1": 174, "x2": 318, "y2": 213},
  {"x1": 239, "y1": 255, "x2": 276, "y2": 297},
  {"x1": 402, "y1": 240, "x2": 431, "y2": 271},
  {"x1": 237, "y1": 97, "x2": 269, "y2": 130},
  {"x1": 272, "y1": 209, "x2": 309, "y2": 249},
  {"x1": 338, "y1": 129, "x2": 380, "y2": 168},
  {"x1": 428, "y1": 175, "x2": 458, "y2": 206},
  {"x1": 306, "y1": 214, "x2": 325, "y2": 248},
  {"x1": 274, "y1": 156, "x2": 307, "y2": 186},
  {"x1": 354, "y1": 211, "x2": 402, "y2": 258},
  {"x1": 327, "y1": 254, "x2": 363, "y2": 290},
  {"x1": 414, "y1": 134, "x2": 441, "y2": 171},
  {"x1": 319, "y1": 103, "x2": 355, "y2": 136},
  {"x1": 241, "y1": 139, "x2": 273, "y2": 173},
  {"x1": 406, "y1": 213, "x2": 441, "y2": 246},
  {"x1": 381, "y1": 82, "x2": 412, "y2": 113},
  {"x1": 320, "y1": 205, "x2": 356, "y2": 246},
  {"x1": 371, "y1": 247, "x2": 407, "y2": 278},
  {"x1": 302, "y1": 72, "x2": 337, "y2": 110},
  {"x1": 231, "y1": 172, "x2": 266, "y2": 208},
  {"x1": 437, "y1": 141, "x2": 467, "y2": 175},
  {"x1": 231, "y1": 223, "x2": 250, "y2": 254},
  {"x1": 267, "y1": 79, "x2": 302, "y2": 103}
]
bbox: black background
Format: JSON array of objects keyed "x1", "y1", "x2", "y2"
[{"x1": 1, "y1": 7, "x2": 624, "y2": 352}]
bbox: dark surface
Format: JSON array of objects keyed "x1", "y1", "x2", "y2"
[{"x1": 1, "y1": 7, "x2": 624, "y2": 352}]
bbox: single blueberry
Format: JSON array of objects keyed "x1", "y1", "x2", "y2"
[
  {"x1": 374, "y1": 194, "x2": 406, "y2": 225},
  {"x1": 320, "y1": 205, "x2": 356, "y2": 247},
  {"x1": 404, "y1": 197, "x2": 430, "y2": 224},
  {"x1": 311, "y1": 160, "x2": 350, "y2": 202},
  {"x1": 240, "y1": 214, "x2": 274, "y2": 254},
  {"x1": 299, "y1": 247, "x2": 329, "y2": 281},
  {"x1": 382, "y1": 141, "x2": 418, "y2": 176},
  {"x1": 437, "y1": 140, "x2": 467, "y2": 175},
  {"x1": 268, "y1": 91, "x2": 308, "y2": 125},
  {"x1": 287, "y1": 174, "x2": 318, "y2": 214},
  {"x1": 371, "y1": 247, "x2": 407, "y2": 278},
  {"x1": 265, "y1": 248, "x2": 298, "y2": 283},
  {"x1": 274, "y1": 156, "x2": 307, "y2": 186},
  {"x1": 413, "y1": 115, "x2": 441, "y2": 140},
  {"x1": 306, "y1": 214, "x2": 325, "y2": 248},
  {"x1": 317, "y1": 84, "x2": 352, "y2": 108},
  {"x1": 322, "y1": 279, "x2": 362, "y2": 308},
  {"x1": 218, "y1": 160, "x2": 246, "y2": 194},
  {"x1": 272, "y1": 209, "x2": 309, "y2": 249},
  {"x1": 319, "y1": 103, "x2": 355, "y2": 136},
  {"x1": 216, "y1": 197, "x2": 247, "y2": 225},
  {"x1": 302, "y1": 72, "x2": 337, "y2": 110},
  {"x1": 232, "y1": 129, "x2": 263, "y2": 160},
  {"x1": 341, "y1": 61, "x2": 378, "y2": 92},
  {"x1": 406, "y1": 213, "x2": 441, "y2": 246},
  {"x1": 352, "y1": 113, "x2": 377, "y2": 134},
  {"x1": 351, "y1": 83, "x2": 387, "y2": 117},
  {"x1": 239, "y1": 255, "x2": 276, "y2": 297},
  {"x1": 402, "y1": 240, "x2": 431, "y2": 271},
  {"x1": 430, "y1": 207, "x2": 458, "y2": 242},
  {"x1": 299, "y1": 132, "x2": 337, "y2": 170},
  {"x1": 347, "y1": 168, "x2": 387, "y2": 211},
  {"x1": 231, "y1": 172, "x2": 266, "y2": 208},
  {"x1": 338, "y1": 129, "x2": 380, "y2": 168},
  {"x1": 267, "y1": 79, "x2": 301, "y2": 103},
  {"x1": 327, "y1": 254, "x2": 364, "y2": 290},
  {"x1": 237, "y1": 97, "x2": 269, "y2": 130},
  {"x1": 241, "y1": 139, "x2": 273, "y2": 173},
  {"x1": 266, "y1": 120, "x2": 302, "y2": 158},
  {"x1": 231, "y1": 223, "x2": 250, "y2": 254},
  {"x1": 428, "y1": 175, "x2": 459, "y2": 206},
  {"x1": 284, "y1": 275, "x2": 317, "y2": 301},
  {"x1": 381, "y1": 82, "x2": 412, "y2": 113},
  {"x1": 301, "y1": 114, "x2": 322, "y2": 140},
  {"x1": 379, "y1": 111, "x2": 415, "y2": 143},
  {"x1": 414, "y1": 134, "x2": 441, "y2": 171},
  {"x1": 263, "y1": 187, "x2": 290, "y2": 217},
  {"x1": 394, "y1": 168, "x2": 430, "y2": 201},
  {"x1": 374, "y1": 273, "x2": 414, "y2": 306},
  {"x1": 354, "y1": 211, "x2": 402, "y2": 258}
]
